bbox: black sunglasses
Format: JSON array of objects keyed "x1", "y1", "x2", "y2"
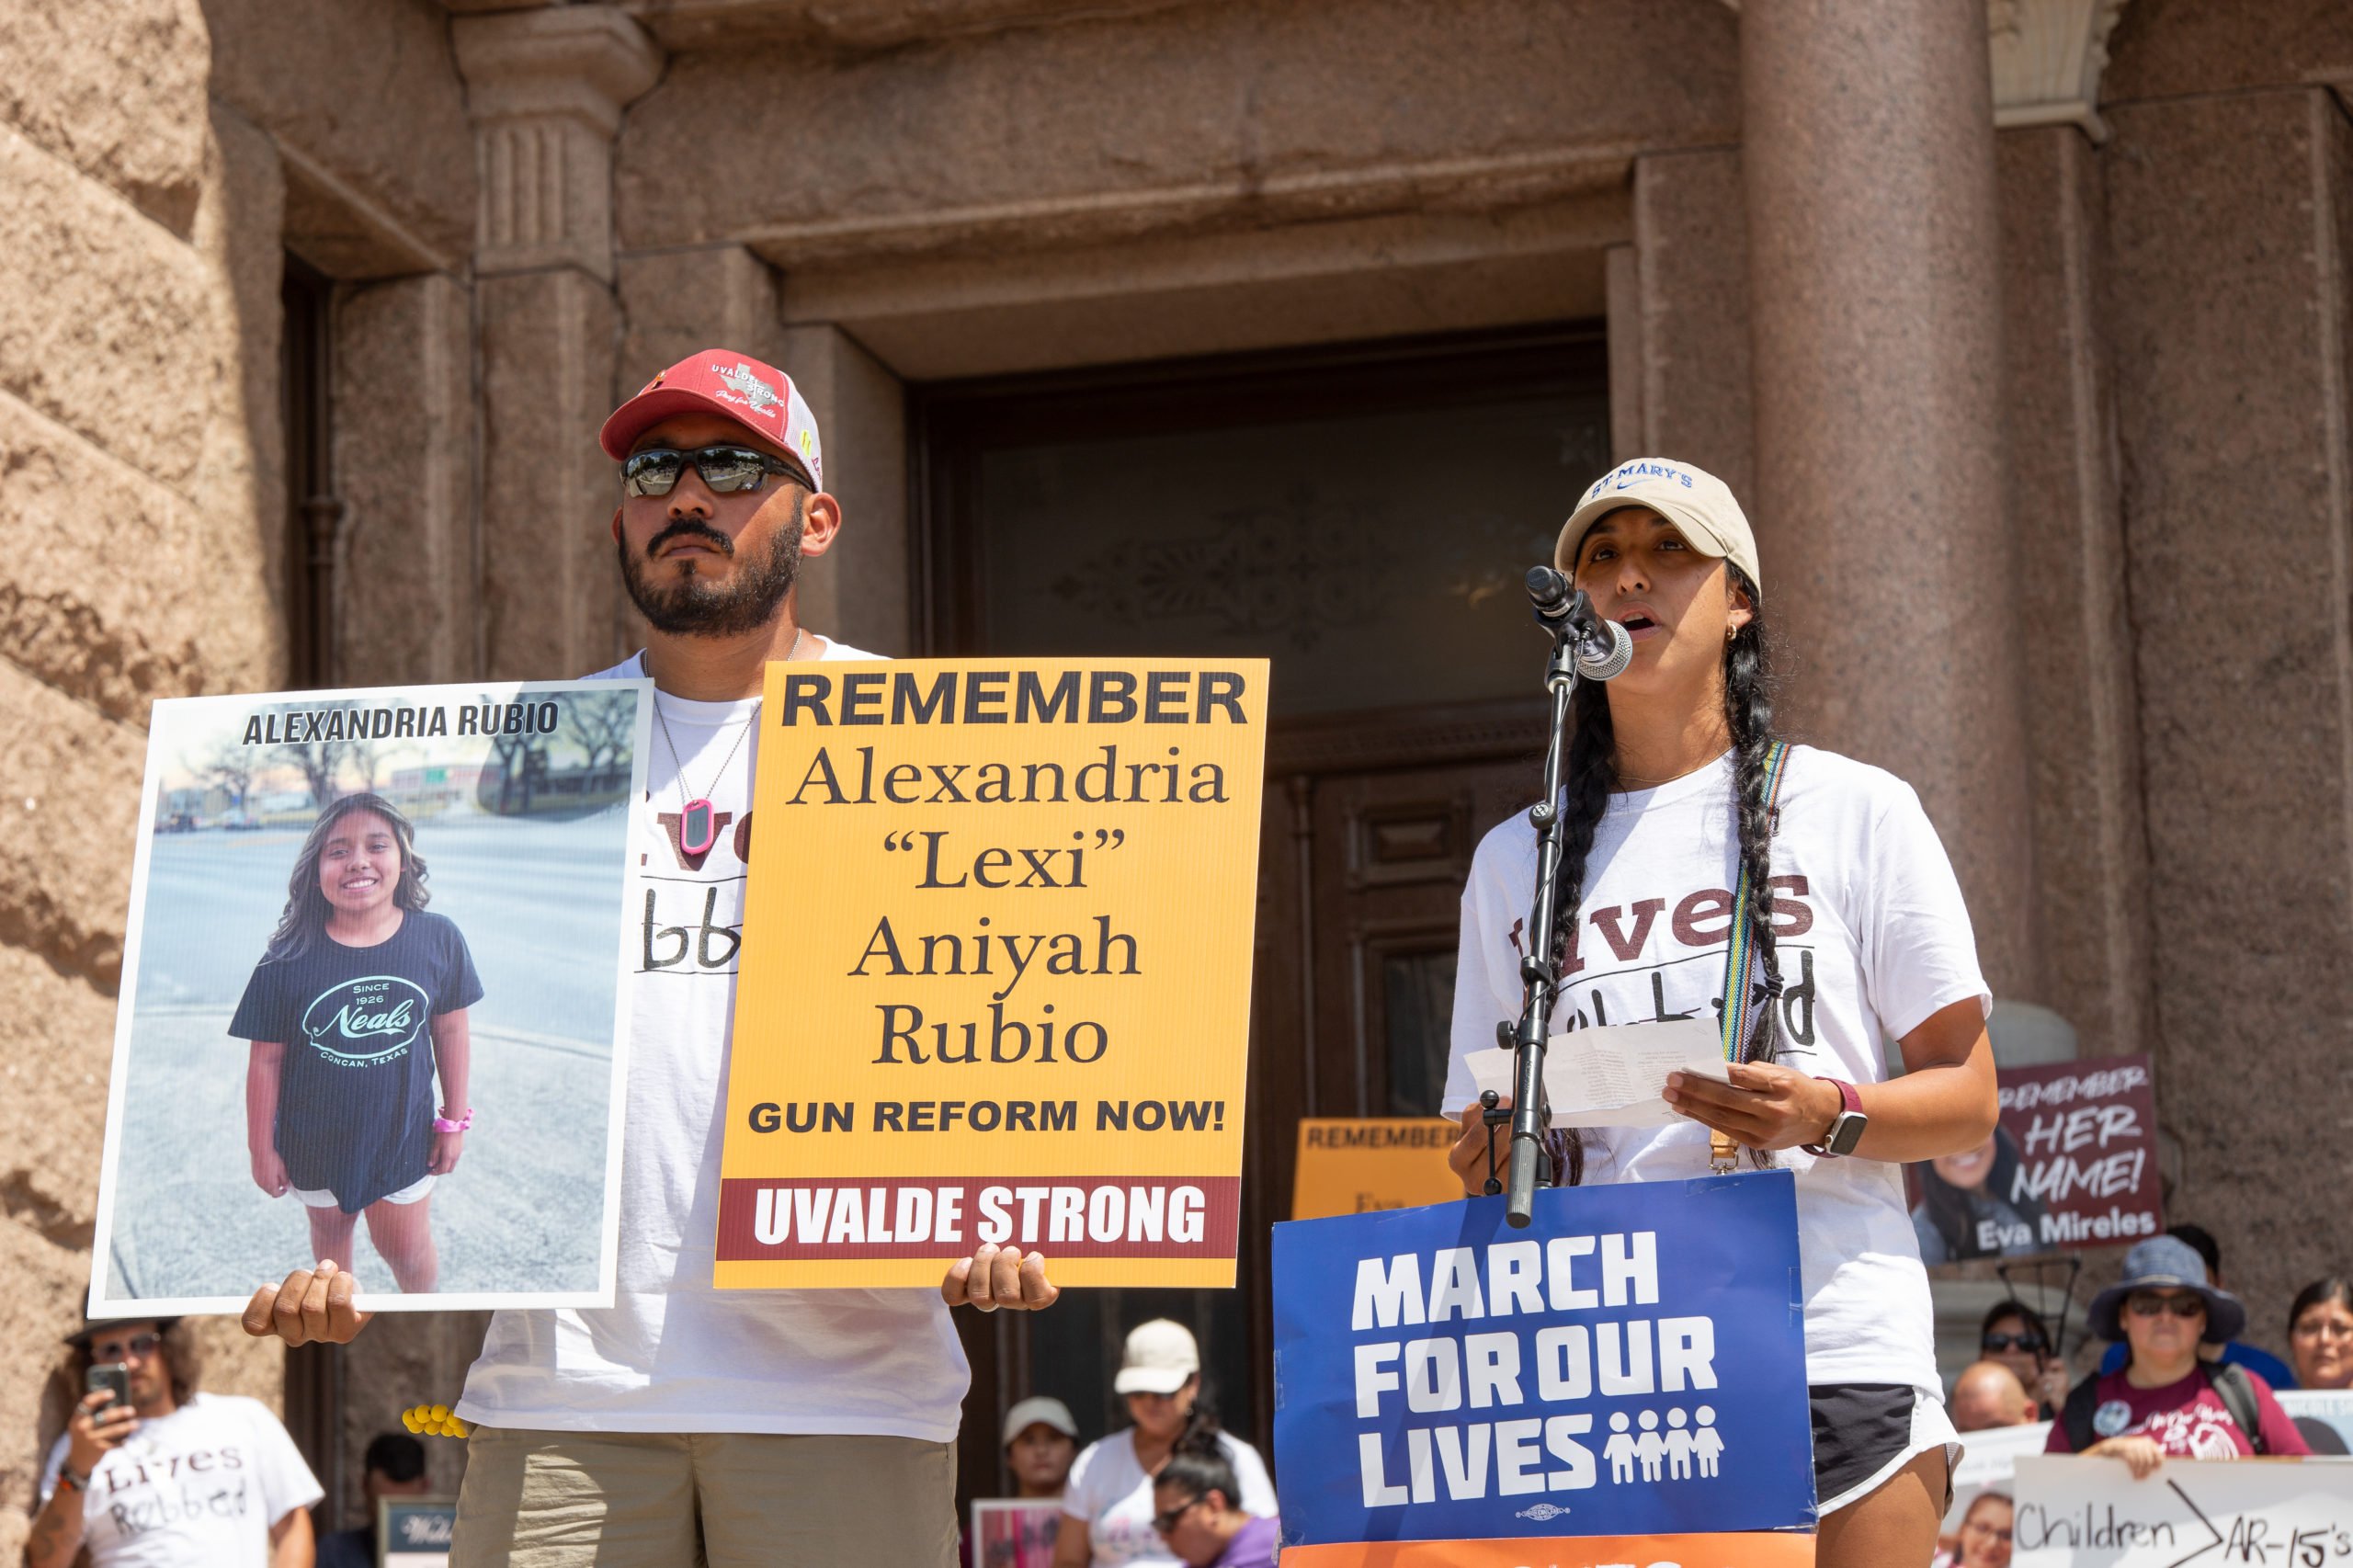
[
  {"x1": 1153, "y1": 1494, "x2": 1205, "y2": 1534},
  {"x1": 621, "y1": 445, "x2": 811, "y2": 498},
  {"x1": 1982, "y1": 1332, "x2": 2047, "y2": 1354},
  {"x1": 2128, "y1": 1291, "x2": 2206, "y2": 1319},
  {"x1": 92, "y1": 1332, "x2": 162, "y2": 1359}
]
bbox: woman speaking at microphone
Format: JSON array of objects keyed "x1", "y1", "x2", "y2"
[{"x1": 1441, "y1": 459, "x2": 2001, "y2": 1568}]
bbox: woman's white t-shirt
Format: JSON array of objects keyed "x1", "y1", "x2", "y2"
[
  {"x1": 1441, "y1": 746, "x2": 1989, "y2": 1397},
  {"x1": 1061, "y1": 1428, "x2": 1278, "y2": 1568}
]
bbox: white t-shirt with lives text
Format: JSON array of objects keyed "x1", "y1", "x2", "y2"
[
  {"x1": 1441, "y1": 746, "x2": 1989, "y2": 1396},
  {"x1": 1061, "y1": 1428, "x2": 1278, "y2": 1568},
  {"x1": 456, "y1": 642, "x2": 973, "y2": 1440},
  {"x1": 39, "y1": 1393, "x2": 323, "y2": 1568}
]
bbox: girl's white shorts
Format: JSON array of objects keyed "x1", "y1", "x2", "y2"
[{"x1": 291, "y1": 1172, "x2": 436, "y2": 1209}]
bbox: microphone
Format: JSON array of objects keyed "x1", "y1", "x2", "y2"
[{"x1": 1524, "y1": 567, "x2": 1634, "y2": 680}]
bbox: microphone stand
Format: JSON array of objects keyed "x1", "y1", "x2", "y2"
[{"x1": 1481, "y1": 611, "x2": 1587, "y2": 1228}]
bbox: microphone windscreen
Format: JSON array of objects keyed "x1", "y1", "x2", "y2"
[{"x1": 1575, "y1": 619, "x2": 1634, "y2": 681}]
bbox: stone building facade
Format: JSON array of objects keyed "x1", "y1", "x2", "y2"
[{"x1": 3, "y1": 0, "x2": 2349, "y2": 1544}]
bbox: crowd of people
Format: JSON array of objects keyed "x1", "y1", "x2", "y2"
[
  {"x1": 1927, "y1": 1225, "x2": 2353, "y2": 1568},
  {"x1": 32, "y1": 349, "x2": 2346, "y2": 1568}
]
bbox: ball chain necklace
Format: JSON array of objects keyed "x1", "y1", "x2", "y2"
[{"x1": 649, "y1": 631, "x2": 801, "y2": 856}]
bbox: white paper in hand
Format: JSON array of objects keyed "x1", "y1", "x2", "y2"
[{"x1": 1462, "y1": 1018, "x2": 1731, "y2": 1128}]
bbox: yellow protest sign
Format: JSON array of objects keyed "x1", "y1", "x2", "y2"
[
  {"x1": 1290, "y1": 1119, "x2": 1464, "y2": 1221},
  {"x1": 719, "y1": 659, "x2": 1268, "y2": 1288}
]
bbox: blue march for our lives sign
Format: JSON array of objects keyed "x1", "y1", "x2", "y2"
[{"x1": 1271, "y1": 1171, "x2": 1815, "y2": 1547}]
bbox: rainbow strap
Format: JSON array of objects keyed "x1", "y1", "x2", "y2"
[{"x1": 1716, "y1": 740, "x2": 1792, "y2": 1065}]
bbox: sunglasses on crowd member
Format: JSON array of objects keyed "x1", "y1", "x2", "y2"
[
  {"x1": 1153, "y1": 1494, "x2": 1206, "y2": 1535},
  {"x1": 2127, "y1": 1291, "x2": 2207, "y2": 1319},
  {"x1": 1982, "y1": 1331, "x2": 2047, "y2": 1354},
  {"x1": 620, "y1": 445, "x2": 813, "y2": 498},
  {"x1": 91, "y1": 1333, "x2": 162, "y2": 1361}
]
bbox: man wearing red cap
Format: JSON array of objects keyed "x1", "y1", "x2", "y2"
[{"x1": 242, "y1": 351, "x2": 1059, "y2": 1566}]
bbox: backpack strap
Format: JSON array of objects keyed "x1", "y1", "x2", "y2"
[
  {"x1": 2062, "y1": 1372, "x2": 2103, "y2": 1454},
  {"x1": 2203, "y1": 1362, "x2": 2267, "y2": 1455}
]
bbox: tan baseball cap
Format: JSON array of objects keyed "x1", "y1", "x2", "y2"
[
  {"x1": 1554, "y1": 458, "x2": 1761, "y2": 592},
  {"x1": 1112, "y1": 1318, "x2": 1200, "y2": 1395},
  {"x1": 1002, "y1": 1395, "x2": 1081, "y2": 1446}
]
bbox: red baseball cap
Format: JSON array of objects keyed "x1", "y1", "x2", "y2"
[{"x1": 599, "y1": 349, "x2": 824, "y2": 490}]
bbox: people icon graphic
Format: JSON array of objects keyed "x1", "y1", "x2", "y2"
[
  {"x1": 1605, "y1": 1411, "x2": 1637, "y2": 1483},
  {"x1": 1634, "y1": 1408, "x2": 1667, "y2": 1482},
  {"x1": 1693, "y1": 1404, "x2": 1724, "y2": 1478},
  {"x1": 1598, "y1": 1407, "x2": 1726, "y2": 1486}
]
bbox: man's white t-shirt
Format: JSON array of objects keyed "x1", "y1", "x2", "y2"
[
  {"x1": 38, "y1": 1393, "x2": 323, "y2": 1567},
  {"x1": 456, "y1": 642, "x2": 972, "y2": 1440},
  {"x1": 1061, "y1": 1428, "x2": 1278, "y2": 1568},
  {"x1": 1441, "y1": 746, "x2": 1989, "y2": 1397}
]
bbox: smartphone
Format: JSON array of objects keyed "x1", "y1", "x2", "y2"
[{"x1": 85, "y1": 1362, "x2": 131, "y2": 1415}]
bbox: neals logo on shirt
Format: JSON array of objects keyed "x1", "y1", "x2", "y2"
[{"x1": 301, "y1": 974, "x2": 430, "y2": 1065}]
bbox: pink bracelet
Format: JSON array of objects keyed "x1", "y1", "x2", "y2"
[{"x1": 433, "y1": 1108, "x2": 473, "y2": 1133}]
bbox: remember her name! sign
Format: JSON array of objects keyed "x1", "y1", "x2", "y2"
[
  {"x1": 1907, "y1": 1054, "x2": 2163, "y2": 1266},
  {"x1": 2012, "y1": 1454, "x2": 2353, "y2": 1565},
  {"x1": 720, "y1": 660, "x2": 1267, "y2": 1288},
  {"x1": 1271, "y1": 1174, "x2": 1815, "y2": 1548}
]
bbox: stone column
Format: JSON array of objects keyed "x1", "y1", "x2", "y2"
[
  {"x1": 335, "y1": 273, "x2": 481, "y2": 685},
  {"x1": 1741, "y1": 0, "x2": 2040, "y2": 999},
  {"x1": 777, "y1": 324, "x2": 911, "y2": 656},
  {"x1": 454, "y1": 6, "x2": 661, "y2": 679},
  {"x1": 1995, "y1": 122, "x2": 2150, "y2": 1062},
  {"x1": 2101, "y1": 85, "x2": 2353, "y2": 1335}
]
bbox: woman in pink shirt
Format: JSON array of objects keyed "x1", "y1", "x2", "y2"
[{"x1": 2047, "y1": 1235, "x2": 2307, "y2": 1471}]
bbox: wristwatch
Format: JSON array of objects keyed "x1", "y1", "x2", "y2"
[{"x1": 1802, "y1": 1077, "x2": 1867, "y2": 1157}]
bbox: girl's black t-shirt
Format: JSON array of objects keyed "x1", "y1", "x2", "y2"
[{"x1": 229, "y1": 910, "x2": 484, "y2": 1212}]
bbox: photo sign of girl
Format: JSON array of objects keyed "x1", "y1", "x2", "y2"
[{"x1": 89, "y1": 679, "x2": 652, "y2": 1314}]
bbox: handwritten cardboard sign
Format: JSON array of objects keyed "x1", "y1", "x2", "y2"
[
  {"x1": 1908, "y1": 1054, "x2": 2162, "y2": 1264},
  {"x1": 1942, "y1": 1420, "x2": 2052, "y2": 1533},
  {"x1": 2011, "y1": 1454, "x2": 2353, "y2": 1566},
  {"x1": 718, "y1": 659, "x2": 1268, "y2": 1287}
]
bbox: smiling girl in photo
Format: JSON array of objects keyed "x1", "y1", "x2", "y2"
[{"x1": 233, "y1": 791, "x2": 483, "y2": 1293}]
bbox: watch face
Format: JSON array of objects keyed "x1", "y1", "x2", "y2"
[{"x1": 1828, "y1": 1112, "x2": 1868, "y2": 1157}]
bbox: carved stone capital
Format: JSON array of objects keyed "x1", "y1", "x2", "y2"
[
  {"x1": 454, "y1": 6, "x2": 663, "y2": 280},
  {"x1": 1987, "y1": 0, "x2": 2131, "y2": 138},
  {"x1": 1722, "y1": 0, "x2": 2131, "y2": 140}
]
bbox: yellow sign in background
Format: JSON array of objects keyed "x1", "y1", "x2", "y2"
[
  {"x1": 1289, "y1": 1119, "x2": 1464, "y2": 1221},
  {"x1": 719, "y1": 659, "x2": 1267, "y2": 1288}
]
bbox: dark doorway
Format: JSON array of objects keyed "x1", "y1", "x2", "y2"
[
  {"x1": 280, "y1": 254, "x2": 341, "y2": 690},
  {"x1": 913, "y1": 323, "x2": 1610, "y2": 1506}
]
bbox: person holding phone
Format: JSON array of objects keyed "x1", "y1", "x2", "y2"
[{"x1": 30, "y1": 1316, "x2": 322, "y2": 1568}]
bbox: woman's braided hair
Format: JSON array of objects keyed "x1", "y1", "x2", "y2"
[{"x1": 1544, "y1": 563, "x2": 1781, "y2": 1182}]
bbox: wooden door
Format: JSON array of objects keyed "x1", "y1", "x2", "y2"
[{"x1": 913, "y1": 324, "x2": 1608, "y2": 1498}]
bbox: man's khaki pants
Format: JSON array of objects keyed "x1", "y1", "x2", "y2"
[{"x1": 449, "y1": 1426, "x2": 959, "y2": 1567}]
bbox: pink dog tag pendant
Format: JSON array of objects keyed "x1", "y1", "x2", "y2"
[{"x1": 679, "y1": 798, "x2": 718, "y2": 856}]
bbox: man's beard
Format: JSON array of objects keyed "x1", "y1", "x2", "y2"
[{"x1": 620, "y1": 510, "x2": 801, "y2": 637}]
